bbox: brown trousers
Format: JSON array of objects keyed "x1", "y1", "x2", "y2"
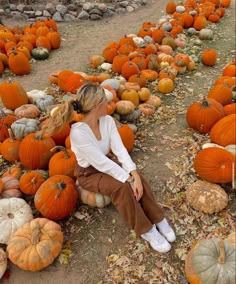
[{"x1": 76, "y1": 170, "x2": 165, "y2": 237}]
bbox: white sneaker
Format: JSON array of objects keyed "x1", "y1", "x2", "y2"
[
  {"x1": 141, "y1": 225, "x2": 171, "y2": 253},
  {"x1": 156, "y1": 218, "x2": 176, "y2": 243}
]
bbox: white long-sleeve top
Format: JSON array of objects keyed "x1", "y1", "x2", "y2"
[{"x1": 70, "y1": 115, "x2": 137, "y2": 183}]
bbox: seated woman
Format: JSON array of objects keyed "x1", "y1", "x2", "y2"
[{"x1": 41, "y1": 83, "x2": 176, "y2": 253}]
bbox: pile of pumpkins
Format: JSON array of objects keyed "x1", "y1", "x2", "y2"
[
  {"x1": 0, "y1": 18, "x2": 61, "y2": 75},
  {"x1": 186, "y1": 61, "x2": 236, "y2": 186}
]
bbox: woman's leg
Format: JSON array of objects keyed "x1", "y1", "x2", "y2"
[
  {"x1": 77, "y1": 173, "x2": 154, "y2": 236},
  {"x1": 138, "y1": 173, "x2": 165, "y2": 224}
]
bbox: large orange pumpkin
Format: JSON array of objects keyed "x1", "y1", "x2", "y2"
[
  {"x1": 186, "y1": 98, "x2": 225, "y2": 134},
  {"x1": 34, "y1": 175, "x2": 79, "y2": 220},
  {"x1": 194, "y1": 147, "x2": 236, "y2": 183},
  {"x1": 210, "y1": 114, "x2": 236, "y2": 146},
  {"x1": 7, "y1": 218, "x2": 63, "y2": 271},
  {"x1": 0, "y1": 81, "x2": 29, "y2": 110},
  {"x1": 19, "y1": 132, "x2": 56, "y2": 170}
]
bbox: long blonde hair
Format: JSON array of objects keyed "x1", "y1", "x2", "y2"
[{"x1": 40, "y1": 83, "x2": 106, "y2": 137}]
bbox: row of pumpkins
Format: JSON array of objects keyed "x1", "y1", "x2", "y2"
[
  {"x1": 0, "y1": 18, "x2": 61, "y2": 75},
  {"x1": 184, "y1": 59, "x2": 236, "y2": 284},
  {"x1": 0, "y1": 0, "x2": 235, "y2": 281}
]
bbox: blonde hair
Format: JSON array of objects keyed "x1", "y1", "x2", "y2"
[{"x1": 40, "y1": 83, "x2": 106, "y2": 137}]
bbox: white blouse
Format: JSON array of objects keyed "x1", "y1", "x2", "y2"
[{"x1": 70, "y1": 115, "x2": 137, "y2": 183}]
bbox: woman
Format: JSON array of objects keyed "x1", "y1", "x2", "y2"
[{"x1": 41, "y1": 83, "x2": 176, "y2": 253}]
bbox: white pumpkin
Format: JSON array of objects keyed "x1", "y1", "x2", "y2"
[
  {"x1": 101, "y1": 78, "x2": 120, "y2": 91},
  {"x1": 103, "y1": 88, "x2": 113, "y2": 102},
  {"x1": 0, "y1": 248, "x2": 7, "y2": 280},
  {"x1": 100, "y1": 62, "x2": 112, "y2": 71},
  {"x1": 225, "y1": 145, "x2": 236, "y2": 155},
  {"x1": 199, "y1": 28, "x2": 214, "y2": 40},
  {"x1": 27, "y1": 90, "x2": 47, "y2": 103},
  {"x1": 0, "y1": 198, "x2": 33, "y2": 244},
  {"x1": 11, "y1": 118, "x2": 40, "y2": 140},
  {"x1": 132, "y1": 36, "x2": 145, "y2": 47},
  {"x1": 176, "y1": 5, "x2": 185, "y2": 13},
  {"x1": 35, "y1": 95, "x2": 55, "y2": 112},
  {"x1": 202, "y1": 143, "x2": 224, "y2": 149}
]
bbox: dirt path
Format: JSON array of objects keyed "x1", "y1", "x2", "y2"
[{"x1": 1, "y1": 0, "x2": 236, "y2": 283}]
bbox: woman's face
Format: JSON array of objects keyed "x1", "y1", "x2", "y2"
[{"x1": 96, "y1": 96, "x2": 108, "y2": 117}]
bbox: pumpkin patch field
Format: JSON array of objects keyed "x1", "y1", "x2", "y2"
[{"x1": 0, "y1": 0, "x2": 235, "y2": 283}]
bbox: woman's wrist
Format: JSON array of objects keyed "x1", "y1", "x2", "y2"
[{"x1": 127, "y1": 176, "x2": 135, "y2": 184}]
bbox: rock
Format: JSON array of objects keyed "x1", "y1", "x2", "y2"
[
  {"x1": 95, "y1": 3, "x2": 107, "y2": 13},
  {"x1": 23, "y1": 11, "x2": 35, "y2": 17},
  {"x1": 119, "y1": 1, "x2": 129, "y2": 8},
  {"x1": 9, "y1": 4, "x2": 16, "y2": 11},
  {"x1": 103, "y1": 9, "x2": 115, "y2": 17},
  {"x1": 16, "y1": 4, "x2": 26, "y2": 12},
  {"x1": 78, "y1": 10, "x2": 89, "y2": 20},
  {"x1": 89, "y1": 8, "x2": 103, "y2": 16},
  {"x1": 64, "y1": 13, "x2": 76, "y2": 22},
  {"x1": 56, "y1": 4, "x2": 67, "y2": 15},
  {"x1": 52, "y1": 11, "x2": 64, "y2": 22},
  {"x1": 0, "y1": 8, "x2": 4, "y2": 15},
  {"x1": 90, "y1": 13, "x2": 103, "y2": 20},
  {"x1": 43, "y1": 10, "x2": 52, "y2": 17},
  {"x1": 83, "y1": 2, "x2": 94, "y2": 11},
  {"x1": 45, "y1": 3, "x2": 56, "y2": 14},
  {"x1": 67, "y1": 4, "x2": 77, "y2": 11},
  {"x1": 116, "y1": 7, "x2": 126, "y2": 14},
  {"x1": 126, "y1": 6, "x2": 134, "y2": 12},
  {"x1": 35, "y1": 10, "x2": 43, "y2": 17}
]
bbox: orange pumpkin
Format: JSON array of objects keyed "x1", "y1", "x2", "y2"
[
  {"x1": 121, "y1": 88, "x2": 139, "y2": 106},
  {"x1": 222, "y1": 64, "x2": 236, "y2": 77},
  {"x1": 19, "y1": 132, "x2": 56, "y2": 170},
  {"x1": 223, "y1": 103, "x2": 236, "y2": 115},
  {"x1": 201, "y1": 49, "x2": 217, "y2": 66},
  {"x1": 34, "y1": 175, "x2": 79, "y2": 220},
  {"x1": 7, "y1": 218, "x2": 63, "y2": 271},
  {"x1": 210, "y1": 114, "x2": 236, "y2": 146},
  {"x1": 0, "y1": 128, "x2": 21, "y2": 162},
  {"x1": 0, "y1": 81, "x2": 29, "y2": 110},
  {"x1": 194, "y1": 147, "x2": 235, "y2": 183},
  {"x1": 157, "y1": 78, "x2": 174, "y2": 94},
  {"x1": 207, "y1": 84, "x2": 233, "y2": 106},
  {"x1": 0, "y1": 109, "x2": 17, "y2": 142},
  {"x1": 19, "y1": 171, "x2": 45, "y2": 195},
  {"x1": 116, "y1": 121, "x2": 135, "y2": 153},
  {"x1": 49, "y1": 146, "x2": 77, "y2": 178},
  {"x1": 8, "y1": 51, "x2": 30, "y2": 75},
  {"x1": 186, "y1": 98, "x2": 225, "y2": 134}
]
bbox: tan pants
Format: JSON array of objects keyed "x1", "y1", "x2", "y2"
[{"x1": 77, "y1": 172, "x2": 165, "y2": 237}]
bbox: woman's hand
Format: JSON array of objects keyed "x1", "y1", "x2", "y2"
[{"x1": 127, "y1": 172, "x2": 143, "y2": 201}]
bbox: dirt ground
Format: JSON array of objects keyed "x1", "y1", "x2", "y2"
[{"x1": 0, "y1": 0, "x2": 236, "y2": 283}]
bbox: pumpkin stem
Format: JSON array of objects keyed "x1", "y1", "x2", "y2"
[
  {"x1": 202, "y1": 98, "x2": 209, "y2": 108},
  {"x1": 8, "y1": 128, "x2": 15, "y2": 142},
  {"x1": 218, "y1": 240, "x2": 225, "y2": 264},
  {"x1": 50, "y1": 146, "x2": 71, "y2": 158},
  {"x1": 31, "y1": 222, "x2": 41, "y2": 245},
  {"x1": 55, "y1": 182, "x2": 66, "y2": 199}
]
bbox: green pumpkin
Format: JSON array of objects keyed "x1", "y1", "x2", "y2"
[
  {"x1": 31, "y1": 47, "x2": 49, "y2": 60},
  {"x1": 185, "y1": 237, "x2": 236, "y2": 284}
]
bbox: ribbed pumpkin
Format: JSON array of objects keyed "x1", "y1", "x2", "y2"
[
  {"x1": 77, "y1": 185, "x2": 111, "y2": 208},
  {"x1": 34, "y1": 175, "x2": 79, "y2": 220},
  {"x1": 185, "y1": 236, "x2": 236, "y2": 284},
  {"x1": 223, "y1": 103, "x2": 236, "y2": 115},
  {"x1": 115, "y1": 120, "x2": 135, "y2": 153},
  {"x1": 49, "y1": 146, "x2": 77, "y2": 178},
  {"x1": 19, "y1": 171, "x2": 45, "y2": 195},
  {"x1": 7, "y1": 218, "x2": 63, "y2": 271},
  {"x1": 19, "y1": 132, "x2": 56, "y2": 170},
  {"x1": 193, "y1": 147, "x2": 235, "y2": 183},
  {"x1": 0, "y1": 81, "x2": 29, "y2": 110},
  {"x1": 186, "y1": 98, "x2": 225, "y2": 134},
  {"x1": 57, "y1": 70, "x2": 74, "y2": 91},
  {"x1": 0, "y1": 109, "x2": 17, "y2": 142},
  {"x1": 210, "y1": 114, "x2": 236, "y2": 146}
]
